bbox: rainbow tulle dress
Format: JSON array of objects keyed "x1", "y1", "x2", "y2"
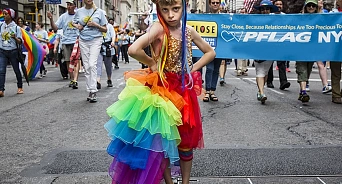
[{"x1": 104, "y1": 28, "x2": 204, "y2": 184}]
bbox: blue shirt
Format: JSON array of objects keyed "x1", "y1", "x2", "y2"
[
  {"x1": 0, "y1": 21, "x2": 23, "y2": 51},
  {"x1": 73, "y1": 7, "x2": 108, "y2": 41},
  {"x1": 121, "y1": 34, "x2": 129, "y2": 45},
  {"x1": 101, "y1": 24, "x2": 116, "y2": 56},
  {"x1": 55, "y1": 12, "x2": 79, "y2": 44},
  {"x1": 34, "y1": 29, "x2": 48, "y2": 43}
]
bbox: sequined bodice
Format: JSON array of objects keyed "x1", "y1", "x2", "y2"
[{"x1": 153, "y1": 28, "x2": 193, "y2": 73}]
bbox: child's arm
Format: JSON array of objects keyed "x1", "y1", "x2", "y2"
[
  {"x1": 128, "y1": 23, "x2": 163, "y2": 71},
  {"x1": 188, "y1": 26, "x2": 216, "y2": 72},
  {"x1": 53, "y1": 37, "x2": 60, "y2": 53}
]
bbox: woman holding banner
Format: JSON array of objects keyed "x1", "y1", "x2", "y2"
[
  {"x1": 253, "y1": 0, "x2": 278, "y2": 104},
  {"x1": 295, "y1": 0, "x2": 318, "y2": 103}
]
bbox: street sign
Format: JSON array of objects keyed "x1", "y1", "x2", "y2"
[{"x1": 46, "y1": 0, "x2": 61, "y2": 4}]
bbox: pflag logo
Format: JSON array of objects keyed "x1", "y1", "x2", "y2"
[{"x1": 221, "y1": 31, "x2": 244, "y2": 42}]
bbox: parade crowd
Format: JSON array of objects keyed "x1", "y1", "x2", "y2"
[
  {"x1": 1, "y1": 0, "x2": 342, "y2": 183},
  {"x1": 1, "y1": 0, "x2": 341, "y2": 104}
]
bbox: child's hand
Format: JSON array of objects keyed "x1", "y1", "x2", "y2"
[{"x1": 150, "y1": 63, "x2": 157, "y2": 72}]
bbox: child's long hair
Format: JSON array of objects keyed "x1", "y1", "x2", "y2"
[{"x1": 154, "y1": 0, "x2": 193, "y2": 89}]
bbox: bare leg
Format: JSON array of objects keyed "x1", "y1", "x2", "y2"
[
  {"x1": 180, "y1": 160, "x2": 192, "y2": 184},
  {"x1": 163, "y1": 166, "x2": 173, "y2": 184},
  {"x1": 73, "y1": 60, "x2": 81, "y2": 81},
  {"x1": 300, "y1": 81, "x2": 307, "y2": 91},
  {"x1": 256, "y1": 77, "x2": 265, "y2": 94},
  {"x1": 219, "y1": 60, "x2": 227, "y2": 79},
  {"x1": 66, "y1": 61, "x2": 74, "y2": 79},
  {"x1": 317, "y1": 61, "x2": 328, "y2": 87}
]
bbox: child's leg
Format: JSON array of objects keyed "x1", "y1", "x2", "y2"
[
  {"x1": 163, "y1": 167, "x2": 173, "y2": 184},
  {"x1": 180, "y1": 159, "x2": 192, "y2": 184}
]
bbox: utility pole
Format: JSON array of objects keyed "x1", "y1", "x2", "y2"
[{"x1": 35, "y1": 0, "x2": 38, "y2": 23}]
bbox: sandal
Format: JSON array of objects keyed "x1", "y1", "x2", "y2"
[
  {"x1": 203, "y1": 92, "x2": 210, "y2": 102},
  {"x1": 209, "y1": 93, "x2": 218, "y2": 101},
  {"x1": 17, "y1": 88, "x2": 24, "y2": 94}
]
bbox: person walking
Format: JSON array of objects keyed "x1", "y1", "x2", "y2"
[
  {"x1": 33, "y1": 22, "x2": 48, "y2": 79},
  {"x1": 203, "y1": 0, "x2": 222, "y2": 102},
  {"x1": 48, "y1": 0, "x2": 80, "y2": 88},
  {"x1": 0, "y1": 8, "x2": 23, "y2": 97},
  {"x1": 72, "y1": 0, "x2": 108, "y2": 102}
]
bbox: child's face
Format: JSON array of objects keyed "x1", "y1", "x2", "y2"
[{"x1": 159, "y1": 1, "x2": 183, "y2": 28}]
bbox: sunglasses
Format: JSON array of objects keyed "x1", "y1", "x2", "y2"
[
  {"x1": 260, "y1": 7, "x2": 271, "y2": 11},
  {"x1": 211, "y1": 2, "x2": 220, "y2": 5},
  {"x1": 306, "y1": 3, "x2": 317, "y2": 8}
]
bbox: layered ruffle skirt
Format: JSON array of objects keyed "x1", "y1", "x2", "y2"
[{"x1": 105, "y1": 69, "x2": 204, "y2": 184}]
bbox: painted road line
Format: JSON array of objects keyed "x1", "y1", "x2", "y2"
[
  {"x1": 317, "y1": 177, "x2": 327, "y2": 184},
  {"x1": 247, "y1": 178, "x2": 253, "y2": 184}
]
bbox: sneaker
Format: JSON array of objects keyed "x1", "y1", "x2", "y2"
[
  {"x1": 107, "y1": 80, "x2": 113, "y2": 87},
  {"x1": 298, "y1": 93, "x2": 310, "y2": 103},
  {"x1": 236, "y1": 70, "x2": 242, "y2": 76},
  {"x1": 87, "y1": 92, "x2": 92, "y2": 101},
  {"x1": 42, "y1": 70, "x2": 47, "y2": 77},
  {"x1": 322, "y1": 85, "x2": 332, "y2": 94},
  {"x1": 63, "y1": 76, "x2": 68, "y2": 80},
  {"x1": 305, "y1": 84, "x2": 310, "y2": 92},
  {"x1": 219, "y1": 78, "x2": 225, "y2": 86},
  {"x1": 114, "y1": 65, "x2": 119, "y2": 69},
  {"x1": 69, "y1": 80, "x2": 74, "y2": 87},
  {"x1": 38, "y1": 74, "x2": 43, "y2": 79},
  {"x1": 72, "y1": 81, "x2": 78, "y2": 89},
  {"x1": 97, "y1": 82, "x2": 101, "y2": 89},
  {"x1": 89, "y1": 92, "x2": 97, "y2": 103},
  {"x1": 257, "y1": 93, "x2": 267, "y2": 104},
  {"x1": 0, "y1": 91, "x2": 4, "y2": 97},
  {"x1": 286, "y1": 68, "x2": 291, "y2": 72}
]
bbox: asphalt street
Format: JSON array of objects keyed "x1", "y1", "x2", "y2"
[{"x1": 1, "y1": 58, "x2": 342, "y2": 184}]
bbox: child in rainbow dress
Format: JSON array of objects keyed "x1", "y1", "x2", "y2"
[{"x1": 104, "y1": 0, "x2": 216, "y2": 183}]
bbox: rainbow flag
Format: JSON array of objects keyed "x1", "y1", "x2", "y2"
[
  {"x1": 48, "y1": 32, "x2": 56, "y2": 44},
  {"x1": 122, "y1": 22, "x2": 129, "y2": 29},
  {"x1": 0, "y1": 10, "x2": 3, "y2": 22},
  {"x1": 21, "y1": 28, "x2": 47, "y2": 79}
]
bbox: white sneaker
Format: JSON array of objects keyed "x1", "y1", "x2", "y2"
[
  {"x1": 322, "y1": 85, "x2": 332, "y2": 94},
  {"x1": 38, "y1": 74, "x2": 43, "y2": 79}
]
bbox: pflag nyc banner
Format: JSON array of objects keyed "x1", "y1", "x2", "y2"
[{"x1": 188, "y1": 13, "x2": 342, "y2": 61}]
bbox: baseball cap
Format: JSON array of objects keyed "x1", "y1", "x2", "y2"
[{"x1": 66, "y1": 0, "x2": 76, "y2": 5}]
